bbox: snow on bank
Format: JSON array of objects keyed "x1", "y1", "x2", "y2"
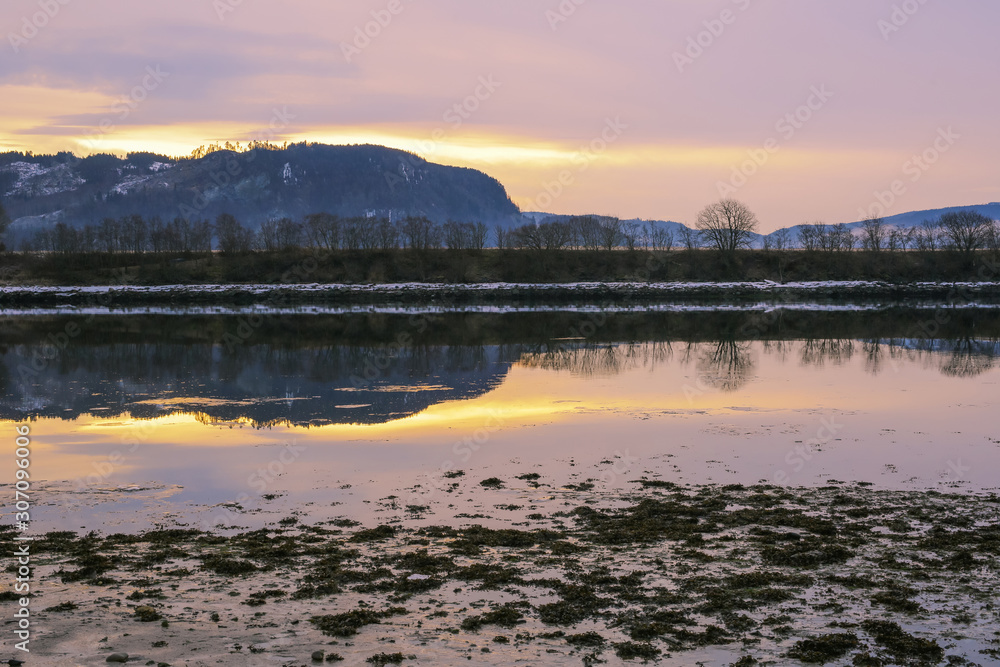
[{"x1": 3, "y1": 280, "x2": 1000, "y2": 298}]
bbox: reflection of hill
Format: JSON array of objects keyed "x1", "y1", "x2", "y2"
[
  {"x1": 0, "y1": 345, "x2": 514, "y2": 426},
  {"x1": 1, "y1": 310, "x2": 998, "y2": 425}
]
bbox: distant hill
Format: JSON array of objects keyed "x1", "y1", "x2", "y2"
[
  {"x1": 0, "y1": 143, "x2": 521, "y2": 241},
  {"x1": 761, "y1": 203, "x2": 1000, "y2": 248}
]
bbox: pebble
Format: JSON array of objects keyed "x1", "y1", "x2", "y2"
[
  {"x1": 312, "y1": 650, "x2": 325, "y2": 661},
  {"x1": 106, "y1": 654, "x2": 129, "y2": 663}
]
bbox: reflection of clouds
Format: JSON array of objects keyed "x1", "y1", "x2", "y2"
[{"x1": 695, "y1": 340, "x2": 756, "y2": 393}]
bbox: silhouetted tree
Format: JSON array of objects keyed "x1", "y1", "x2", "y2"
[
  {"x1": 305, "y1": 213, "x2": 341, "y2": 250},
  {"x1": 939, "y1": 210, "x2": 993, "y2": 255},
  {"x1": 861, "y1": 215, "x2": 887, "y2": 252},
  {"x1": 216, "y1": 213, "x2": 254, "y2": 254},
  {"x1": 696, "y1": 199, "x2": 758, "y2": 253}
]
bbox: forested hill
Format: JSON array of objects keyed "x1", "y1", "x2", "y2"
[{"x1": 0, "y1": 143, "x2": 521, "y2": 235}]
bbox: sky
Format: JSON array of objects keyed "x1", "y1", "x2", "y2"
[{"x1": 2, "y1": 0, "x2": 999, "y2": 232}]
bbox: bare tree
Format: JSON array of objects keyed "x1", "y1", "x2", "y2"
[
  {"x1": 987, "y1": 220, "x2": 1000, "y2": 255},
  {"x1": 914, "y1": 219, "x2": 939, "y2": 251},
  {"x1": 400, "y1": 216, "x2": 439, "y2": 251},
  {"x1": 680, "y1": 225, "x2": 700, "y2": 251},
  {"x1": 939, "y1": 210, "x2": 993, "y2": 255},
  {"x1": 772, "y1": 228, "x2": 791, "y2": 251},
  {"x1": 814, "y1": 223, "x2": 834, "y2": 252},
  {"x1": 257, "y1": 219, "x2": 281, "y2": 252},
  {"x1": 832, "y1": 223, "x2": 855, "y2": 251},
  {"x1": 374, "y1": 218, "x2": 399, "y2": 251},
  {"x1": 570, "y1": 216, "x2": 602, "y2": 251},
  {"x1": 798, "y1": 226, "x2": 820, "y2": 252},
  {"x1": 215, "y1": 213, "x2": 254, "y2": 254},
  {"x1": 494, "y1": 224, "x2": 508, "y2": 250},
  {"x1": 596, "y1": 216, "x2": 624, "y2": 251},
  {"x1": 696, "y1": 199, "x2": 759, "y2": 253},
  {"x1": 646, "y1": 221, "x2": 674, "y2": 251},
  {"x1": 305, "y1": 213, "x2": 341, "y2": 250},
  {"x1": 621, "y1": 221, "x2": 640, "y2": 251},
  {"x1": 861, "y1": 215, "x2": 887, "y2": 252},
  {"x1": 0, "y1": 200, "x2": 10, "y2": 241}
]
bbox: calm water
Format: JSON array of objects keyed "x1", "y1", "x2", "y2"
[{"x1": 2, "y1": 308, "x2": 999, "y2": 532}]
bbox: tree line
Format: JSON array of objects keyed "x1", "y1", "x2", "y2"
[
  {"x1": 19, "y1": 212, "x2": 679, "y2": 255},
  {"x1": 9, "y1": 198, "x2": 1000, "y2": 257}
]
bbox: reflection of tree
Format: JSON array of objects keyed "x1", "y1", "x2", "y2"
[
  {"x1": 696, "y1": 340, "x2": 755, "y2": 392},
  {"x1": 800, "y1": 338, "x2": 854, "y2": 368},
  {"x1": 939, "y1": 337, "x2": 997, "y2": 377},
  {"x1": 862, "y1": 340, "x2": 888, "y2": 375},
  {"x1": 517, "y1": 342, "x2": 673, "y2": 376}
]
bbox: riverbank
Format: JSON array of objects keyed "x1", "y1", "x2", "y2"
[{"x1": 3, "y1": 280, "x2": 1000, "y2": 308}]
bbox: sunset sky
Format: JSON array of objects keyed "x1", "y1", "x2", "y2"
[{"x1": 2, "y1": 0, "x2": 998, "y2": 231}]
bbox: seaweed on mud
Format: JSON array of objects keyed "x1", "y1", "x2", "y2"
[
  {"x1": 537, "y1": 584, "x2": 607, "y2": 626},
  {"x1": 825, "y1": 574, "x2": 879, "y2": 589},
  {"x1": 452, "y1": 563, "x2": 525, "y2": 589},
  {"x1": 614, "y1": 609, "x2": 696, "y2": 641},
  {"x1": 632, "y1": 479, "x2": 679, "y2": 490},
  {"x1": 566, "y1": 631, "x2": 607, "y2": 648},
  {"x1": 871, "y1": 590, "x2": 923, "y2": 615},
  {"x1": 127, "y1": 589, "x2": 167, "y2": 601},
  {"x1": 861, "y1": 620, "x2": 944, "y2": 664},
  {"x1": 350, "y1": 525, "x2": 398, "y2": 542},
  {"x1": 670, "y1": 625, "x2": 730, "y2": 647},
  {"x1": 785, "y1": 633, "x2": 860, "y2": 663},
  {"x1": 134, "y1": 605, "x2": 163, "y2": 622},
  {"x1": 460, "y1": 603, "x2": 526, "y2": 631},
  {"x1": 479, "y1": 477, "x2": 505, "y2": 489},
  {"x1": 42, "y1": 601, "x2": 78, "y2": 612},
  {"x1": 58, "y1": 550, "x2": 118, "y2": 583},
  {"x1": 760, "y1": 537, "x2": 853, "y2": 567},
  {"x1": 571, "y1": 499, "x2": 709, "y2": 544},
  {"x1": 440, "y1": 525, "x2": 564, "y2": 555},
  {"x1": 366, "y1": 652, "x2": 406, "y2": 665},
  {"x1": 244, "y1": 589, "x2": 287, "y2": 606},
  {"x1": 200, "y1": 554, "x2": 258, "y2": 576},
  {"x1": 379, "y1": 549, "x2": 455, "y2": 574},
  {"x1": 309, "y1": 607, "x2": 408, "y2": 637},
  {"x1": 613, "y1": 641, "x2": 661, "y2": 661}
]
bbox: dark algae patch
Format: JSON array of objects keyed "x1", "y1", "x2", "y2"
[
  {"x1": 785, "y1": 632, "x2": 860, "y2": 663},
  {"x1": 861, "y1": 620, "x2": 945, "y2": 664}
]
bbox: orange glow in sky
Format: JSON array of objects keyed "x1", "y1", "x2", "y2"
[{"x1": 2, "y1": 0, "x2": 999, "y2": 229}]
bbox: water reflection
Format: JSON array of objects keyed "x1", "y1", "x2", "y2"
[{"x1": 1, "y1": 310, "x2": 998, "y2": 427}]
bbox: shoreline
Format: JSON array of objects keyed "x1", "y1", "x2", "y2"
[{"x1": 3, "y1": 280, "x2": 1000, "y2": 307}]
